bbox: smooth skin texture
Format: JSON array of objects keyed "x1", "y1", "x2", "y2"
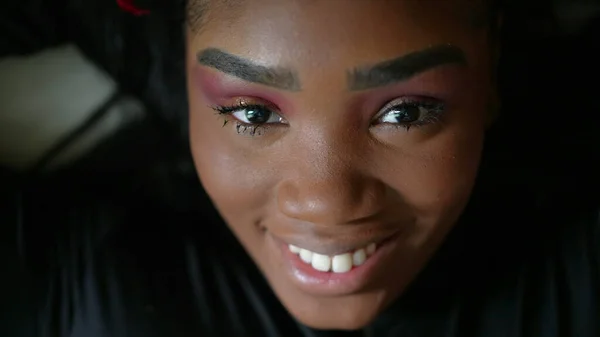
[{"x1": 187, "y1": 0, "x2": 498, "y2": 330}]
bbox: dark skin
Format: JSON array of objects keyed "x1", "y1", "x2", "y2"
[{"x1": 187, "y1": 0, "x2": 498, "y2": 330}]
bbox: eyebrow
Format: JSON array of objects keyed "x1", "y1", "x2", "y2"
[
  {"x1": 197, "y1": 44, "x2": 467, "y2": 93},
  {"x1": 197, "y1": 48, "x2": 302, "y2": 91},
  {"x1": 348, "y1": 44, "x2": 468, "y2": 91}
]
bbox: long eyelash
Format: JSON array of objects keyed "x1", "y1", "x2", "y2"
[
  {"x1": 212, "y1": 104, "x2": 240, "y2": 115},
  {"x1": 211, "y1": 104, "x2": 270, "y2": 136},
  {"x1": 389, "y1": 101, "x2": 446, "y2": 132},
  {"x1": 235, "y1": 123, "x2": 266, "y2": 136},
  {"x1": 212, "y1": 103, "x2": 267, "y2": 115}
]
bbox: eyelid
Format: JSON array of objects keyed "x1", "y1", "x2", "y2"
[
  {"x1": 235, "y1": 97, "x2": 279, "y2": 110},
  {"x1": 231, "y1": 105, "x2": 286, "y2": 124},
  {"x1": 374, "y1": 96, "x2": 437, "y2": 118},
  {"x1": 213, "y1": 96, "x2": 290, "y2": 127},
  {"x1": 216, "y1": 96, "x2": 283, "y2": 114},
  {"x1": 381, "y1": 96, "x2": 429, "y2": 110}
]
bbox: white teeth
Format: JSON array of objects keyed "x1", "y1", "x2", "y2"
[
  {"x1": 311, "y1": 253, "x2": 331, "y2": 272},
  {"x1": 332, "y1": 253, "x2": 353, "y2": 273},
  {"x1": 288, "y1": 242, "x2": 376, "y2": 273},
  {"x1": 352, "y1": 249, "x2": 367, "y2": 266},
  {"x1": 299, "y1": 249, "x2": 313, "y2": 263}
]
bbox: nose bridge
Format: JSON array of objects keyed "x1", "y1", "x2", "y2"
[{"x1": 277, "y1": 128, "x2": 385, "y2": 226}]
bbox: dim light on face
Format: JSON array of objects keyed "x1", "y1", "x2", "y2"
[{"x1": 187, "y1": 0, "x2": 497, "y2": 330}]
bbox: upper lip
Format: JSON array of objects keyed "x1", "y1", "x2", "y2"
[{"x1": 275, "y1": 230, "x2": 399, "y2": 256}]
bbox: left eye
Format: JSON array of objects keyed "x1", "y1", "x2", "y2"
[
  {"x1": 232, "y1": 105, "x2": 285, "y2": 124},
  {"x1": 379, "y1": 104, "x2": 424, "y2": 124},
  {"x1": 374, "y1": 98, "x2": 445, "y2": 128}
]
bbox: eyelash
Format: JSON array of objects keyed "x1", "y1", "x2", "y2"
[
  {"x1": 212, "y1": 104, "x2": 277, "y2": 136},
  {"x1": 374, "y1": 99, "x2": 446, "y2": 131},
  {"x1": 212, "y1": 98, "x2": 446, "y2": 137}
]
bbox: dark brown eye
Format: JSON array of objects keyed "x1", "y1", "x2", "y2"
[
  {"x1": 373, "y1": 98, "x2": 446, "y2": 130},
  {"x1": 383, "y1": 104, "x2": 422, "y2": 124},
  {"x1": 244, "y1": 106, "x2": 273, "y2": 124},
  {"x1": 228, "y1": 105, "x2": 284, "y2": 124},
  {"x1": 213, "y1": 101, "x2": 287, "y2": 137}
]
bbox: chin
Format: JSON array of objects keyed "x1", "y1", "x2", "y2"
[
  {"x1": 275, "y1": 289, "x2": 392, "y2": 331},
  {"x1": 290, "y1": 302, "x2": 381, "y2": 330}
]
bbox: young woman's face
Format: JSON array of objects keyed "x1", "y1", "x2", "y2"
[{"x1": 187, "y1": 0, "x2": 496, "y2": 330}]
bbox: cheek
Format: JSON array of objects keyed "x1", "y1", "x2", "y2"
[
  {"x1": 382, "y1": 119, "x2": 485, "y2": 220},
  {"x1": 412, "y1": 93, "x2": 488, "y2": 214},
  {"x1": 189, "y1": 110, "x2": 277, "y2": 225},
  {"x1": 413, "y1": 139, "x2": 482, "y2": 212},
  {"x1": 187, "y1": 71, "x2": 279, "y2": 246},
  {"x1": 378, "y1": 129, "x2": 484, "y2": 252}
]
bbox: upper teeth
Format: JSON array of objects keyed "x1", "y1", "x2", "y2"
[{"x1": 288, "y1": 243, "x2": 376, "y2": 273}]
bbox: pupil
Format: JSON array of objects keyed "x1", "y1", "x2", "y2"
[
  {"x1": 392, "y1": 105, "x2": 420, "y2": 123},
  {"x1": 245, "y1": 107, "x2": 270, "y2": 123}
]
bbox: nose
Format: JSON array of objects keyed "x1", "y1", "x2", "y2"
[{"x1": 276, "y1": 145, "x2": 386, "y2": 226}]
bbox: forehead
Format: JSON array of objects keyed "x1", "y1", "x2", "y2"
[
  {"x1": 188, "y1": 0, "x2": 490, "y2": 31},
  {"x1": 187, "y1": 0, "x2": 490, "y2": 78}
]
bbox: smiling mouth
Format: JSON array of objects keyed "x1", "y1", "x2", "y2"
[
  {"x1": 288, "y1": 242, "x2": 377, "y2": 273},
  {"x1": 268, "y1": 230, "x2": 401, "y2": 296}
]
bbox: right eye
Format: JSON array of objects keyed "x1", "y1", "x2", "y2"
[
  {"x1": 231, "y1": 105, "x2": 285, "y2": 124},
  {"x1": 215, "y1": 104, "x2": 286, "y2": 125},
  {"x1": 372, "y1": 97, "x2": 446, "y2": 131}
]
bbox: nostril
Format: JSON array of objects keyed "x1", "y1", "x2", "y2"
[
  {"x1": 277, "y1": 183, "x2": 303, "y2": 219},
  {"x1": 277, "y1": 185, "x2": 328, "y2": 222},
  {"x1": 276, "y1": 177, "x2": 387, "y2": 226}
]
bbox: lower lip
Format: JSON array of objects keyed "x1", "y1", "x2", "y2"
[{"x1": 270, "y1": 234, "x2": 399, "y2": 296}]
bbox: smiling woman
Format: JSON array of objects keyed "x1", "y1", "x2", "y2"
[
  {"x1": 187, "y1": 0, "x2": 497, "y2": 329},
  {"x1": 2, "y1": 0, "x2": 600, "y2": 336}
]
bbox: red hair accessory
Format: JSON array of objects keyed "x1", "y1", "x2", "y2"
[{"x1": 117, "y1": 0, "x2": 150, "y2": 16}]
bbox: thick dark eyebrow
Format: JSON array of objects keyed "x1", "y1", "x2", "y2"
[
  {"x1": 197, "y1": 48, "x2": 301, "y2": 91},
  {"x1": 348, "y1": 44, "x2": 467, "y2": 91}
]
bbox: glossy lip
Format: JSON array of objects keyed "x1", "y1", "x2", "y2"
[{"x1": 268, "y1": 231, "x2": 401, "y2": 297}]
